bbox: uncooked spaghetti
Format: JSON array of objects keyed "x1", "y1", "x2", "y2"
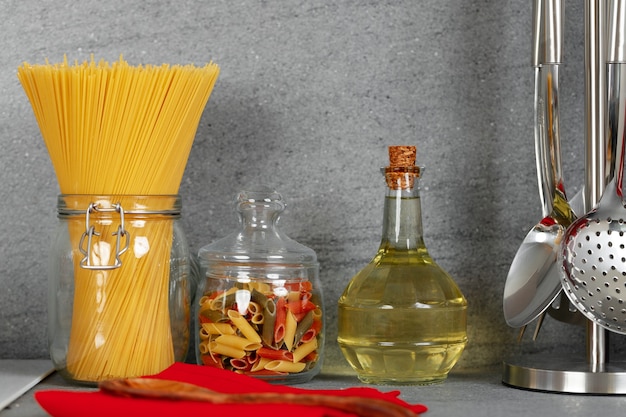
[{"x1": 18, "y1": 56, "x2": 219, "y2": 381}]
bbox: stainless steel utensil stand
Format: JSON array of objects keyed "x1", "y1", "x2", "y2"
[{"x1": 503, "y1": 0, "x2": 626, "y2": 394}]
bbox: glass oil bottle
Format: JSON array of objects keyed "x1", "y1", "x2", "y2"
[{"x1": 337, "y1": 145, "x2": 467, "y2": 385}]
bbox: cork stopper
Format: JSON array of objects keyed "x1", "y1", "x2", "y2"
[
  {"x1": 385, "y1": 145, "x2": 420, "y2": 189},
  {"x1": 389, "y1": 145, "x2": 416, "y2": 167}
]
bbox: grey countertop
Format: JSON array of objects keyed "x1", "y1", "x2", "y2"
[{"x1": 3, "y1": 365, "x2": 626, "y2": 417}]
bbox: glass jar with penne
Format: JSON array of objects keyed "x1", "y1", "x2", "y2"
[{"x1": 195, "y1": 187, "x2": 324, "y2": 384}]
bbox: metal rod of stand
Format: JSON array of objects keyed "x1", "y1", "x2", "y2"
[
  {"x1": 584, "y1": 0, "x2": 607, "y2": 371},
  {"x1": 587, "y1": 321, "x2": 608, "y2": 371}
]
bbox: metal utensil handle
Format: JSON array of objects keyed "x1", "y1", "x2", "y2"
[
  {"x1": 534, "y1": 67, "x2": 551, "y2": 216},
  {"x1": 540, "y1": 65, "x2": 565, "y2": 204},
  {"x1": 607, "y1": 0, "x2": 626, "y2": 196},
  {"x1": 538, "y1": 0, "x2": 571, "y2": 221},
  {"x1": 532, "y1": 0, "x2": 543, "y2": 68},
  {"x1": 543, "y1": 0, "x2": 562, "y2": 64},
  {"x1": 606, "y1": 63, "x2": 626, "y2": 197},
  {"x1": 584, "y1": 0, "x2": 607, "y2": 211},
  {"x1": 535, "y1": 0, "x2": 564, "y2": 217},
  {"x1": 532, "y1": 0, "x2": 550, "y2": 216}
]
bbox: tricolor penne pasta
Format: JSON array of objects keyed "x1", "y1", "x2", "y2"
[
  {"x1": 292, "y1": 338, "x2": 318, "y2": 363},
  {"x1": 250, "y1": 356, "x2": 272, "y2": 372},
  {"x1": 247, "y1": 301, "x2": 262, "y2": 315},
  {"x1": 283, "y1": 311, "x2": 298, "y2": 351},
  {"x1": 201, "y1": 322, "x2": 236, "y2": 336},
  {"x1": 273, "y1": 297, "x2": 287, "y2": 344},
  {"x1": 293, "y1": 310, "x2": 314, "y2": 346},
  {"x1": 257, "y1": 347, "x2": 294, "y2": 361},
  {"x1": 230, "y1": 358, "x2": 251, "y2": 371},
  {"x1": 209, "y1": 341, "x2": 246, "y2": 359},
  {"x1": 265, "y1": 360, "x2": 306, "y2": 373},
  {"x1": 251, "y1": 313, "x2": 264, "y2": 324},
  {"x1": 261, "y1": 299, "x2": 276, "y2": 346},
  {"x1": 215, "y1": 334, "x2": 263, "y2": 351},
  {"x1": 197, "y1": 279, "x2": 322, "y2": 378},
  {"x1": 210, "y1": 287, "x2": 239, "y2": 310},
  {"x1": 227, "y1": 310, "x2": 262, "y2": 343}
]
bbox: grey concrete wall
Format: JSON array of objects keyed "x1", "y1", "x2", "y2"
[{"x1": 1, "y1": 0, "x2": 615, "y2": 373}]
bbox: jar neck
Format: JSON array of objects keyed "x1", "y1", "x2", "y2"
[
  {"x1": 238, "y1": 205, "x2": 282, "y2": 231},
  {"x1": 236, "y1": 188, "x2": 285, "y2": 232},
  {"x1": 379, "y1": 169, "x2": 425, "y2": 250}
]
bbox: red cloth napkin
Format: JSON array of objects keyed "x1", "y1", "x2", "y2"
[{"x1": 35, "y1": 363, "x2": 427, "y2": 417}]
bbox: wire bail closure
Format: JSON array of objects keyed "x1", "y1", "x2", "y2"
[{"x1": 79, "y1": 202, "x2": 130, "y2": 270}]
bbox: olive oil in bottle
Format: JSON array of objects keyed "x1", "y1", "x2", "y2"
[{"x1": 337, "y1": 146, "x2": 467, "y2": 385}]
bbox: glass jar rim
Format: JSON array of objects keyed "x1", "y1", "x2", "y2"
[
  {"x1": 56, "y1": 194, "x2": 182, "y2": 216},
  {"x1": 204, "y1": 262, "x2": 317, "y2": 281}
]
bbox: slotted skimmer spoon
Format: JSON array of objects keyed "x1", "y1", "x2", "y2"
[
  {"x1": 503, "y1": 0, "x2": 576, "y2": 328},
  {"x1": 560, "y1": 6, "x2": 626, "y2": 333}
]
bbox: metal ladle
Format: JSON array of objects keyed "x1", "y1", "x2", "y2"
[
  {"x1": 503, "y1": 0, "x2": 577, "y2": 329},
  {"x1": 560, "y1": 2, "x2": 626, "y2": 334}
]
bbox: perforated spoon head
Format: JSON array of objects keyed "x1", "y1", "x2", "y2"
[{"x1": 560, "y1": 180, "x2": 626, "y2": 334}]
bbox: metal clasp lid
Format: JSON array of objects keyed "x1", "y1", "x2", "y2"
[{"x1": 79, "y1": 202, "x2": 130, "y2": 270}]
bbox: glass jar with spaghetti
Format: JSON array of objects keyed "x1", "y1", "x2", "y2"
[
  {"x1": 195, "y1": 187, "x2": 324, "y2": 384},
  {"x1": 48, "y1": 195, "x2": 192, "y2": 384}
]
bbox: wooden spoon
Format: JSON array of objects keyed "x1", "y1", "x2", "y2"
[{"x1": 99, "y1": 377, "x2": 417, "y2": 417}]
